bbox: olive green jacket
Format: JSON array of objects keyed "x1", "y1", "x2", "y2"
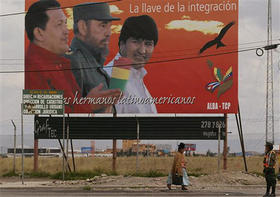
[{"x1": 69, "y1": 37, "x2": 110, "y2": 98}]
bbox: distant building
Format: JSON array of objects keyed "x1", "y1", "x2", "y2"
[
  {"x1": 131, "y1": 143, "x2": 156, "y2": 154},
  {"x1": 7, "y1": 147, "x2": 61, "y2": 157},
  {"x1": 121, "y1": 140, "x2": 158, "y2": 156},
  {"x1": 105, "y1": 148, "x2": 121, "y2": 154},
  {"x1": 156, "y1": 144, "x2": 172, "y2": 152},
  {"x1": 156, "y1": 144, "x2": 172, "y2": 156},
  {"x1": 122, "y1": 140, "x2": 138, "y2": 151},
  {"x1": 231, "y1": 151, "x2": 262, "y2": 157}
]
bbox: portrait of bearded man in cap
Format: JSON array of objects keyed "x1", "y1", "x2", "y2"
[
  {"x1": 105, "y1": 15, "x2": 158, "y2": 113},
  {"x1": 69, "y1": 2, "x2": 120, "y2": 113}
]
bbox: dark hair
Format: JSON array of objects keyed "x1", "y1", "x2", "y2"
[
  {"x1": 73, "y1": 22, "x2": 79, "y2": 35},
  {"x1": 266, "y1": 142, "x2": 273, "y2": 151},
  {"x1": 178, "y1": 143, "x2": 185, "y2": 150},
  {"x1": 73, "y1": 20, "x2": 91, "y2": 35},
  {"x1": 118, "y1": 15, "x2": 158, "y2": 47},
  {"x1": 25, "y1": 0, "x2": 61, "y2": 41}
]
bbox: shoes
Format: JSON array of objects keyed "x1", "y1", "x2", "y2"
[
  {"x1": 269, "y1": 194, "x2": 276, "y2": 197},
  {"x1": 263, "y1": 194, "x2": 269, "y2": 197},
  {"x1": 181, "y1": 185, "x2": 188, "y2": 190},
  {"x1": 167, "y1": 184, "x2": 171, "y2": 190},
  {"x1": 167, "y1": 184, "x2": 189, "y2": 191}
]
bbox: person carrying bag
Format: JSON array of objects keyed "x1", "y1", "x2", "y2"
[{"x1": 167, "y1": 143, "x2": 190, "y2": 190}]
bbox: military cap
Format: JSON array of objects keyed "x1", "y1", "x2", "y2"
[
  {"x1": 73, "y1": 2, "x2": 120, "y2": 23},
  {"x1": 119, "y1": 15, "x2": 158, "y2": 46}
]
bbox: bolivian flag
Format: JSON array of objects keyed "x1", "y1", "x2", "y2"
[{"x1": 109, "y1": 57, "x2": 132, "y2": 91}]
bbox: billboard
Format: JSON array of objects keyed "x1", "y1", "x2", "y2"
[
  {"x1": 81, "y1": 147, "x2": 93, "y2": 154},
  {"x1": 34, "y1": 116, "x2": 226, "y2": 140},
  {"x1": 185, "y1": 144, "x2": 196, "y2": 151},
  {"x1": 25, "y1": 0, "x2": 238, "y2": 114}
]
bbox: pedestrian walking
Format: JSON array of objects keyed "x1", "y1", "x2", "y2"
[{"x1": 167, "y1": 143, "x2": 190, "y2": 190}]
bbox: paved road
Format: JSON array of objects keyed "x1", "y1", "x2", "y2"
[{"x1": 0, "y1": 188, "x2": 267, "y2": 197}]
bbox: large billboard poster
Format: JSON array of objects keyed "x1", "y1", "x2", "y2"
[{"x1": 25, "y1": 0, "x2": 238, "y2": 114}]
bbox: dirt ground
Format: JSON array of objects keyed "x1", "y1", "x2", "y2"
[
  {"x1": 2, "y1": 171, "x2": 279, "y2": 197},
  {"x1": 0, "y1": 171, "x2": 266, "y2": 189},
  {"x1": 75, "y1": 171, "x2": 265, "y2": 188}
]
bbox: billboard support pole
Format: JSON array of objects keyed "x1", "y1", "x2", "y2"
[
  {"x1": 70, "y1": 139, "x2": 76, "y2": 172},
  {"x1": 235, "y1": 105, "x2": 248, "y2": 172},
  {"x1": 112, "y1": 139, "x2": 117, "y2": 173},
  {"x1": 66, "y1": 122, "x2": 69, "y2": 172},
  {"x1": 136, "y1": 118, "x2": 139, "y2": 173},
  {"x1": 58, "y1": 139, "x2": 71, "y2": 172},
  {"x1": 34, "y1": 138, "x2": 38, "y2": 171},
  {"x1": 112, "y1": 109, "x2": 117, "y2": 173},
  {"x1": 217, "y1": 125, "x2": 221, "y2": 174},
  {"x1": 223, "y1": 114, "x2": 228, "y2": 170},
  {"x1": 21, "y1": 103, "x2": 24, "y2": 184},
  {"x1": 11, "y1": 120, "x2": 16, "y2": 173},
  {"x1": 62, "y1": 105, "x2": 65, "y2": 180},
  {"x1": 33, "y1": 115, "x2": 38, "y2": 172}
]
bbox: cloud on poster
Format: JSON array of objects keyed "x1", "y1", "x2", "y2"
[
  {"x1": 110, "y1": 5, "x2": 123, "y2": 14},
  {"x1": 65, "y1": 8, "x2": 73, "y2": 30},
  {"x1": 111, "y1": 25, "x2": 122, "y2": 34},
  {"x1": 165, "y1": 16, "x2": 224, "y2": 35}
]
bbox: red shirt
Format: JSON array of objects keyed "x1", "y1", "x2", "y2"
[{"x1": 25, "y1": 43, "x2": 90, "y2": 113}]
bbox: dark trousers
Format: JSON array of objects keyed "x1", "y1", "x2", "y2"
[{"x1": 265, "y1": 168, "x2": 276, "y2": 194}]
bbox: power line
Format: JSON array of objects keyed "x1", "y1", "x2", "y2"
[
  {"x1": 0, "y1": 38, "x2": 279, "y2": 62},
  {"x1": 1, "y1": 42, "x2": 278, "y2": 70},
  {"x1": 150, "y1": 41, "x2": 278, "y2": 59},
  {"x1": 0, "y1": 58, "x2": 23, "y2": 61},
  {"x1": 0, "y1": 39, "x2": 278, "y2": 69},
  {"x1": 0, "y1": 46, "x2": 257, "y2": 74},
  {"x1": 151, "y1": 43, "x2": 271, "y2": 61}
]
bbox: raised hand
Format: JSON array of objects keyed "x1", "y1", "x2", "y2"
[{"x1": 87, "y1": 83, "x2": 121, "y2": 111}]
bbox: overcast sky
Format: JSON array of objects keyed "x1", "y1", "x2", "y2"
[{"x1": 0, "y1": 0, "x2": 279, "y2": 153}]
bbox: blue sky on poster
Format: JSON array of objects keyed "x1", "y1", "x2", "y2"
[{"x1": 0, "y1": 0, "x2": 279, "y2": 153}]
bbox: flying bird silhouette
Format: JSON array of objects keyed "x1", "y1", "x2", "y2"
[{"x1": 199, "y1": 21, "x2": 235, "y2": 54}]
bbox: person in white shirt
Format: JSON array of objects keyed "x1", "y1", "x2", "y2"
[{"x1": 105, "y1": 15, "x2": 158, "y2": 113}]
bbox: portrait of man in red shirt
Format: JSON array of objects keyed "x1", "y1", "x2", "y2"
[{"x1": 25, "y1": 0, "x2": 120, "y2": 113}]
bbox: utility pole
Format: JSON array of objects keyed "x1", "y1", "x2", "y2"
[
  {"x1": 265, "y1": 0, "x2": 275, "y2": 144},
  {"x1": 256, "y1": 1, "x2": 280, "y2": 144}
]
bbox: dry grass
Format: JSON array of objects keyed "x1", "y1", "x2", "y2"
[{"x1": 0, "y1": 156, "x2": 267, "y2": 176}]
